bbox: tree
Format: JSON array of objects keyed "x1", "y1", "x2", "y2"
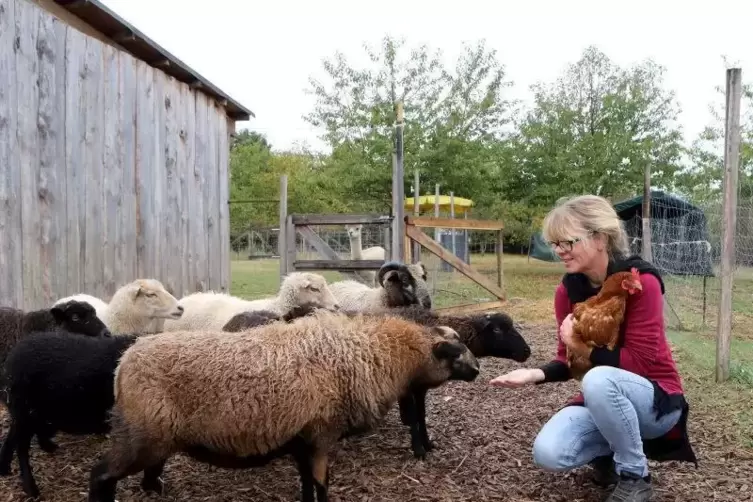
[
  {"x1": 302, "y1": 35, "x2": 516, "y2": 207},
  {"x1": 509, "y1": 46, "x2": 685, "y2": 207}
]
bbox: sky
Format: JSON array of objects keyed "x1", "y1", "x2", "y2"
[{"x1": 100, "y1": 0, "x2": 753, "y2": 154}]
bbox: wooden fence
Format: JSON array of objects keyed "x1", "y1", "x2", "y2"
[{"x1": 0, "y1": 0, "x2": 231, "y2": 310}]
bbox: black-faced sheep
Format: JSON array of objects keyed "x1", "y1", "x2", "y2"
[
  {"x1": 0, "y1": 300, "x2": 110, "y2": 367},
  {"x1": 384, "y1": 306, "x2": 532, "y2": 458},
  {"x1": 221, "y1": 301, "x2": 321, "y2": 332},
  {"x1": 163, "y1": 272, "x2": 340, "y2": 332},
  {"x1": 327, "y1": 261, "x2": 429, "y2": 313},
  {"x1": 0, "y1": 330, "x2": 140, "y2": 498},
  {"x1": 86, "y1": 311, "x2": 479, "y2": 502},
  {"x1": 53, "y1": 279, "x2": 183, "y2": 335}
]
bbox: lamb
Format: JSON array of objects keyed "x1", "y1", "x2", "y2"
[
  {"x1": 345, "y1": 224, "x2": 387, "y2": 285},
  {"x1": 52, "y1": 279, "x2": 183, "y2": 335},
  {"x1": 328, "y1": 261, "x2": 431, "y2": 313},
  {"x1": 0, "y1": 329, "x2": 141, "y2": 499},
  {"x1": 221, "y1": 301, "x2": 321, "y2": 331},
  {"x1": 163, "y1": 272, "x2": 340, "y2": 332},
  {"x1": 86, "y1": 311, "x2": 480, "y2": 502},
  {"x1": 0, "y1": 299, "x2": 110, "y2": 367}
]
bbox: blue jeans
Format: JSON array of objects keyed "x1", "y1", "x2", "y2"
[{"x1": 532, "y1": 366, "x2": 682, "y2": 478}]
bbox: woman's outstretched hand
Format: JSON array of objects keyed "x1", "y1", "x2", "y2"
[{"x1": 489, "y1": 368, "x2": 545, "y2": 388}]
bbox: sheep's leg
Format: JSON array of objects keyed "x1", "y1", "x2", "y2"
[
  {"x1": 398, "y1": 394, "x2": 414, "y2": 425},
  {"x1": 414, "y1": 388, "x2": 435, "y2": 453},
  {"x1": 291, "y1": 441, "x2": 315, "y2": 502},
  {"x1": 88, "y1": 429, "x2": 165, "y2": 502},
  {"x1": 36, "y1": 422, "x2": 59, "y2": 453},
  {"x1": 0, "y1": 420, "x2": 18, "y2": 475},
  {"x1": 140, "y1": 460, "x2": 166, "y2": 495},
  {"x1": 398, "y1": 392, "x2": 428, "y2": 459},
  {"x1": 15, "y1": 423, "x2": 41, "y2": 499},
  {"x1": 311, "y1": 445, "x2": 330, "y2": 502}
]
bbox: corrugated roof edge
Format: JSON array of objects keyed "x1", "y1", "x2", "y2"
[{"x1": 53, "y1": 0, "x2": 254, "y2": 121}]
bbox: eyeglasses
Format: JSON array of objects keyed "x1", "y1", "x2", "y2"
[{"x1": 547, "y1": 232, "x2": 593, "y2": 252}]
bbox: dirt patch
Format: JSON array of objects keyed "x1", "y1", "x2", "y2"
[{"x1": 1, "y1": 323, "x2": 751, "y2": 501}]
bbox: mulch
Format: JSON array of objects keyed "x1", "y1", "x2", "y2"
[{"x1": 1, "y1": 324, "x2": 752, "y2": 501}]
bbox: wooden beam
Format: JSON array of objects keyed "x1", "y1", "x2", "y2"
[
  {"x1": 291, "y1": 214, "x2": 392, "y2": 226},
  {"x1": 405, "y1": 225, "x2": 506, "y2": 300},
  {"x1": 278, "y1": 175, "x2": 288, "y2": 280},
  {"x1": 716, "y1": 67, "x2": 742, "y2": 383},
  {"x1": 405, "y1": 216, "x2": 504, "y2": 231},
  {"x1": 295, "y1": 225, "x2": 363, "y2": 282},
  {"x1": 435, "y1": 300, "x2": 506, "y2": 315},
  {"x1": 497, "y1": 230, "x2": 504, "y2": 290},
  {"x1": 294, "y1": 260, "x2": 386, "y2": 271}
]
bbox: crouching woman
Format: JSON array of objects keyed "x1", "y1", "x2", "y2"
[{"x1": 490, "y1": 195, "x2": 697, "y2": 502}]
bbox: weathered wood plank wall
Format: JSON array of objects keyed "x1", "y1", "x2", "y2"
[{"x1": 0, "y1": 0, "x2": 233, "y2": 310}]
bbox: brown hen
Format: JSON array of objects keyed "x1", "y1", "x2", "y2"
[{"x1": 566, "y1": 267, "x2": 643, "y2": 380}]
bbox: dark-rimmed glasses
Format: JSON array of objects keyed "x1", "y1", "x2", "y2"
[{"x1": 547, "y1": 235, "x2": 589, "y2": 252}]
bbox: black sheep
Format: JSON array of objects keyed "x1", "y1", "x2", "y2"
[
  {"x1": 222, "y1": 303, "x2": 324, "y2": 332},
  {"x1": 0, "y1": 299, "x2": 110, "y2": 367},
  {"x1": 0, "y1": 331, "x2": 138, "y2": 499}
]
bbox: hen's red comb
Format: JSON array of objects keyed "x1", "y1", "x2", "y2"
[{"x1": 630, "y1": 267, "x2": 640, "y2": 279}]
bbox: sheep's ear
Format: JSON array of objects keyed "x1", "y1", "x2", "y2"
[
  {"x1": 133, "y1": 286, "x2": 143, "y2": 298},
  {"x1": 432, "y1": 340, "x2": 464, "y2": 360}
]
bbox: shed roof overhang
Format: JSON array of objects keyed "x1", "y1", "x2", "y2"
[{"x1": 53, "y1": 0, "x2": 254, "y2": 121}]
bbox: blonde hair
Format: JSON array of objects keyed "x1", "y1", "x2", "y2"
[{"x1": 541, "y1": 194, "x2": 629, "y2": 258}]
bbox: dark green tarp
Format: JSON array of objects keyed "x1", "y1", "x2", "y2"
[{"x1": 529, "y1": 191, "x2": 715, "y2": 277}]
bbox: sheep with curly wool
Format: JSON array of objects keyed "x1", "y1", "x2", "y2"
[
  {"x1": 52, "y1": 279, "x2": 183, "y2": 335},
  {"x1": 327, "y1": 261, "x2": 431, "y2": 313},
  {"x1": 163, "y1": 272, "x2": 339, "y2": 332},
  {"x1": 86, "y1": 310, "x2": 479, "y2": 502},
  {"x1": 0, "y1": 300, "x2": 110, "y2": 368},
  {"x1": 282, "y1": 303, "x2": 532, "y2": 458}
]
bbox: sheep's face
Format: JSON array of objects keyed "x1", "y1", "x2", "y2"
[
  {"x1": 285, "y1": 273, "x2": 340, "y2": 312},
  {"x1": 130, "y1": 279, "x2": 184, "y2": 320},
  {"x1": 282, "y1": 301, "x2": 323, "y2": 322},
  {"x1": 50, "y1": 300, "x2": 111, "y2": 337},
  {"x1": 471, "y1": 312, "x2": 531, "y2": 362},
  {"x1": 405, "y1": 262, "x2": 432, "y2": 309},
  {"x1": 381, "y1": 269, "x2": 420, "y2": 308},
  {"x1": 426, "y1": 326, "x2": 479, "y2": 383},
  {"x1": 346, "y1": 224, "x2": 362, "y2": 239}
]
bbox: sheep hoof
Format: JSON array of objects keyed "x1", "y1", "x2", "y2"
[
  {"x1": 411, "y1": 445, "x2": 427, "y2": 460},
  {"x1": 38, "y1": 439, "x2": 59, "y2": 454},
  {"x1": 141, "y1": 476, "x2": 164, "y2": 495}
]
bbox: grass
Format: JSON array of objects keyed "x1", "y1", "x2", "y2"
[{"x1": 230, "y1": 253, "x2": 753, "y2": 448}]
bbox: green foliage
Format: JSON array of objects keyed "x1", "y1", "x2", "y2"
[
  {"x1": 508, "y1": 46, "x2": 685, "y2": 206},
  {"x1": 228, "y1": 40, "x2": 737, "y2": 250}
]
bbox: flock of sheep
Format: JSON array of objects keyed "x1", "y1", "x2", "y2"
[{"x1": 0, "y1": 250, "x2": 532, "y2": 502}]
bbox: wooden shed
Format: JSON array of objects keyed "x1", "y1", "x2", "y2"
[{"x1": 0, "y1": 0, "x2": 253, "y2": 310}]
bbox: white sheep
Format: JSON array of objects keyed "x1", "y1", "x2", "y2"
[
  {"x1": 161, "y1": 271, "x2": 340, "y2": 332},
  {"x1": 52, "y1": 279, "x2": 183, "y2": 335},
  {"x1": 328, "y1": 261, "x2": 431, "y2": 312},
  {"x1": 346, "y1": 224, "x2": 386, "y2": 285}
]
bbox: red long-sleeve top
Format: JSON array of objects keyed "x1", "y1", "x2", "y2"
[{"x1": 540, "y1": 271, "x2": 685, "y2": 406}]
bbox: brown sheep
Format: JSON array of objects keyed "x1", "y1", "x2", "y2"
[{"x1": 86, "y1": 311, "x2": 479, "y2": 502}]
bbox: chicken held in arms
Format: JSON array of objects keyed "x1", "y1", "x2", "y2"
[{"x1": 567, "y1": 267, "x2": 643, "y2": 379}]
